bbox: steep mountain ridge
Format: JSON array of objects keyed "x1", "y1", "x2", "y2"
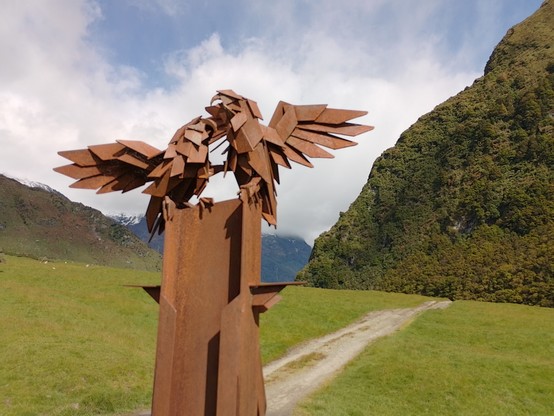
[
  {"x1": 300, "y1": 1, "x2": 553, "y2": 306},
  {"x1": 0, "y1": 174, "x2": 161, "y2": 271},
  {"x1": 0, "y1": 173, "x2": 308, "y2": 278}
]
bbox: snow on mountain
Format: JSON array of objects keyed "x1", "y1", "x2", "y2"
[
  {"x1": 3, "y1": 173, "x2": 59, "y2": 194},
  {"x1": 109, "y1": 213, "x2": 143, "y2": 226}
]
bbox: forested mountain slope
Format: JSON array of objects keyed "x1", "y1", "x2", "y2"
[{"x1": 299, "y1": 1, "x2": 553, "y2": 306}]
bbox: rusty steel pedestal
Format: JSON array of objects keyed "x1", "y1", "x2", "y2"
[{"x1": 143, "y1": 191, "x2": 292, "y2": 415}]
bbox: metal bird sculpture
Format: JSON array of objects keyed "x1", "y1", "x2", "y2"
[
  {"x1": 55, "y1": 90, "x2": 373, "y2": 232},
  {"x1": 55, "y1": 90, "x2": 374, "y2": 415}
]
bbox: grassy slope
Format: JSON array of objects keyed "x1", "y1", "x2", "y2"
[
  {"x1": 296, "y1": 301, "x2": 554, "y2": 416},
  {"x1": 0, "y1": 175, "x2": 162, "y2": 272},
  {"x1": 0, "y1": 256, "x2": 429, "y2": 416}
]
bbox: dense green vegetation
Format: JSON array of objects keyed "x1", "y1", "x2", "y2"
[
  {"x1": 0, "y1": 255, "x2": 428, "y2": 415},
  {"x1": 296, "y1": 301, "x2": 554, "y2": 415},
  {"x1": 300, "y1": 2, "x2": 554, "y2": 306}
]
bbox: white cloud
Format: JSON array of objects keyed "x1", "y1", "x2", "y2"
[
  {"x1": 153, "y1": 30, "x2": 475, "y2": 243},
  {"x1": 1, "y1": 0, "x2": 513, "y2": 246}
]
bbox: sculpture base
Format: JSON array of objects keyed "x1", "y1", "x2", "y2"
[{"x1": 132, "y1": 195, "x2": 301, "y2": 415}]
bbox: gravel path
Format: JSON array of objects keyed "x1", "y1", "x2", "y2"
[
  {"x1": 130, "y1": 300, "x2": 451, "y2": 416},
  {"x1": 264, "y1": 300, "x2": 452, "y2": 416}
]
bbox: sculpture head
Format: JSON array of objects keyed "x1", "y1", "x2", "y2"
[{"x1": 208, "y1": 90, "x2": 264, "y2": 124}]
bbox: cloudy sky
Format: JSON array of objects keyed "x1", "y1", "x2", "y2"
[{"x1": 0, "y1": 0, "x2": 543, "y2": 244}]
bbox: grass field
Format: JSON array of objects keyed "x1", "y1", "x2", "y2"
[
  {"x1": 295, "y1": 300, "x2": 554, "y2": 416},
  {"x1": 0, "y1": 255, "x2": 430, "y2": 415},
  {"x1": 260, "y1": 286, "x2": 430, "y2": 363},
  {"x1": 1, "y1": 256, "x2": 160, "y2": 415},
  {"x1": 6, "y1": 255, "x2": 551, "y2": 415}
]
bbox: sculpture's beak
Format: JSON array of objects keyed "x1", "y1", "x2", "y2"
[{"x1": 210, "y1": 93, "x2": 222, "y2": 105}]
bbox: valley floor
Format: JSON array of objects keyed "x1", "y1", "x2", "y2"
[
  {"x1": 131, "y1": 301, "x2": 452, "y2": 416},
  {"x1": 264, "y1": 301, "x2": 451, "y2": 416}
]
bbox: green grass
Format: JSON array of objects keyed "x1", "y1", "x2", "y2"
[
  {"x1": 296, "y1": 301, "x2": 554, "y2": 416},
  {"x1": 5, "y1": 255, "x2": 552, "y2": 415},
  {"x1": 1, "y1": 255, "x2": 160, "y2": 415},
  {"x1": 260, "y1": 286, "x2": 431, "y2": 363},
  {"x1": 0, "y1": 255, "x2": 430, "y2": 415}
]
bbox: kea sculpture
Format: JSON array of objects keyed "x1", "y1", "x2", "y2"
[
  {"x1": 55, "y1": 90, "x2": 373, "y2": 415},
  {"x1": 55, "y1": 90, "x2": 373, "y2": 233}
]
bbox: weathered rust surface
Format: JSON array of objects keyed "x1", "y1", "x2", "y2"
[
  {"x1": 55, "y1": 90, "x2": 373, "y2": 233},
  {"x1": 153, "y1": 197, "x2": 244, "y2": 415},
  {"x1": 54, "y1": 90, "x2": 373, "y2": 415},
  {"x1": 150, "y1": 190, "x2": 287, "y2": 415}
]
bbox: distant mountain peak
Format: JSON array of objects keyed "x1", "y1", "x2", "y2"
[
  {"x1": 109, "y1": 213, "x2": 144, "y2": 227},
  {"x1": 3, "y1": 173, "x2": 59, "y2": 195}
]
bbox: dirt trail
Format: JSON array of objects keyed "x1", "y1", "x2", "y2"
[
  {"x1": 264, "y1": 300, "x2": 451, "y2": 416},
  {"x1": 131, "y1": 300, "x2": 450, "y2": 416}
]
